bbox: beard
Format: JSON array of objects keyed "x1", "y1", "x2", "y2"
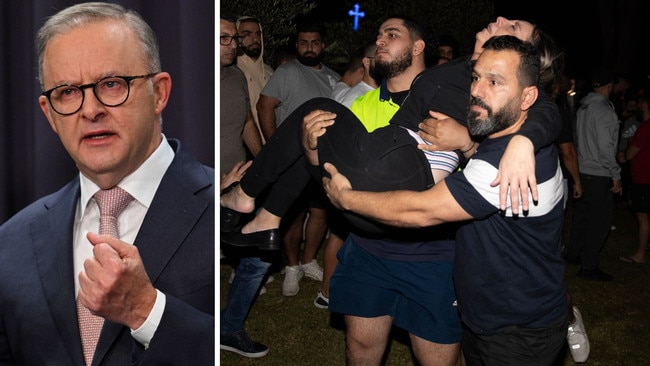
[
  {"x1": 467, "y1": 96, "x2": 520, "y2": 139},
  {"x1": 297, "y1": 51, "x2": 323, "y2": 67},
  {"x1": 368, "y1": 63, "x2": 381, "y2": 85},
  {"x1": 241, "y1": 42, "x2": 262, "y2": 58},
  {"x1": 374, "y1": 48, "x2": 413, "y2": 79}
]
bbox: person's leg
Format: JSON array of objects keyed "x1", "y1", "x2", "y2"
[
  {"x1": 228, "y1": 160, "x2": 312, "y2": 235},
  {"x1": 321, "y1": 232, "x2": 345, "y2": 296},
  {"x1": 220, "y1": 257, "x2": 272, "y2": 333},
  {"x1": 221, "y1": 97, "x2": 360, "y2": 214},
  {"x1": 300, "y1": 185, "x2": 328, "y2": 281},
  {"x1": 623, "y1": 184, "x2": 650, "y2": 263},
  {"x1": 461, "y1": 315, "x2": 567, "y2": 366},
  {"x1": 410, "y1": 335, "x2": 461, "y2": 366},
  {"x1": 281, "y1": 198, "x2": 307, "y2": 297},
  {"x1": 566, "y1": 173, "x2": 591, "y2": 262},
  {"x1": 631, "y1": 212, "x2": 649, "y2": 262},
  {"x1": 344, "y1": 315, "x2": 393, "y2": 365},
  {"x1": 220, "y1": 256, "x2": 272, "y2": 358},
  {"x1": 224, "y1": 97, "x2": 435, "y2": 237},
  {"x1": 580, "y1": 175, "x2": 614, "y2": 271},
  {"x1": 315, "y1": 207, "x2": 348, "y2": 308}
]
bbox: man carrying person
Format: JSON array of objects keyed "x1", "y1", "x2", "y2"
[{"x1": 322, "y1": 35, "x2": 569, "y2": 365}]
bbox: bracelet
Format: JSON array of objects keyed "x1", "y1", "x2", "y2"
[{"x1": 461, "y1": 142, "x2": 476, "y2": 154}]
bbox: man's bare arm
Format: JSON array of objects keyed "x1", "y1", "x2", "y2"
[
  {"x1": 257, "y1": 94, "x2": 280, "y2": 140},
  {"x1": 322, "y1": 162, "x2": 472, "y2": 227},
  {"x1": 242, "y1": 110, "x2": 262, "y2": 156}
]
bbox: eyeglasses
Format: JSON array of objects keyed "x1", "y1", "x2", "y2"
[
  {"x1": 220, "y1": 35, "x2": 243, "y2": 46},
  {"x1": 41, "y1": 73, "x2": 158, "y2": 116}
]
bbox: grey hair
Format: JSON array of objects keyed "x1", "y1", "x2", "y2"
[{"x1": 36, "y1": 2, "x2": 160, "y2": 87}]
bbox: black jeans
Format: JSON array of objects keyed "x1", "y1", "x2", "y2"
[{"x1": 239, "y1": 98, "x2": 433, "y2": 225}]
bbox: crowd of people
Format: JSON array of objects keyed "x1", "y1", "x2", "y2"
[{"x1": 218, "y1": 8, "x2": 650, "y2": 364}]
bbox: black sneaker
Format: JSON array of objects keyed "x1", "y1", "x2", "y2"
[
  {"x1": 220, "y1": 330, "x2": 269, "y2": 358},
  {"x1": 577, "y1": 268, "x2": 613, "y2": 281}
]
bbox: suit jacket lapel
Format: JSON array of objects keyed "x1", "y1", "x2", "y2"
[
  {"x1": 31, "y1": 180, "x2": 86, "y2": 365},
  {"x1": 134, "y1": 143, "x2": 211, "y2": 283},
  {"x1": 94, "y1": 140, "x2": 212, "y2": 363}
]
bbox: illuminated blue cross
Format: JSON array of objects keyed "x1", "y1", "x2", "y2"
[{"x1": 348, "y1": 3, "x2": 365, "y2": 31}]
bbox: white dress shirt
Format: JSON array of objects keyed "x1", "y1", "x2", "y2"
[{"x1": 73, "y1": 135, "x2": 174, "y2": 348}]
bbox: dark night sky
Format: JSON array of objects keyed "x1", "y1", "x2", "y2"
[
  {"x1": 313, "y1": 0, "x2": 649, "y2": 89},
  {"x1": 495, "y1": 0, "x2": 648, "y2": 89}
]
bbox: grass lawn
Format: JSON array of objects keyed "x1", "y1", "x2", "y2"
[{"x1": 220, "y1": 203, "x2": 650, "y2": 365}]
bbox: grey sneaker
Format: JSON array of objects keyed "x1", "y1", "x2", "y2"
[
  {"x1": 301, "y1": 260, "x2": 323, "y2": 281},
  {"x1": 314, "y1": 290, "x2": 329, "y2": 309},
  {"x1": 282, "y1": 265, "x2": 304, "y2": 296},
  {"x1": 567, "y1": 306, "x2": 590, "y2": 363},
  {"x1": 220, "y1": 330, "x2": 268, "y2": 358}
]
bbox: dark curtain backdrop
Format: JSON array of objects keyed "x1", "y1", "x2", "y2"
[{"x1": 0, "y1": 0, "x2": 215, "y2": 223}]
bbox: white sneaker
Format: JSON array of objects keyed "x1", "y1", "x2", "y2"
[
  {"x1": 282, "y1": 265, "x2": 304, "y2": 296},
  {"x1": 301, "y1": 260, "x2": 323, "y2": 282},
  {"x1": 567, "y1": 306, "x2": 590, "y2": 363}
]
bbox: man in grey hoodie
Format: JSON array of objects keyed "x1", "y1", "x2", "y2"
[{"x1": 566, "y1": 67, "x2": 622, "y2": 281}]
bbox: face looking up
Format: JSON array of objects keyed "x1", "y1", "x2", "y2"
[{"x1": 476, "y1": 17, "x2": 535, "y2": 47}]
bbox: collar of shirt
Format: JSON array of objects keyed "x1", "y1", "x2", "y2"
[{"x1": 78, "y1": 135, "x2": 175, "y2": 216}]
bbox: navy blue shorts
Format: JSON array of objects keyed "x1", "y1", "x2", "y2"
[{"x1": 329, "y1": 236, "x2": 461, "y2": 344}]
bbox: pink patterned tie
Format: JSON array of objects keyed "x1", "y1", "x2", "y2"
[{"x1": 78, "y1": 186, "x2": 133, "y2": 365}]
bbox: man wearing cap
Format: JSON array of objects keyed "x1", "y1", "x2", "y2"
[{"x1": 565, "y1": 67, "x2": 622, "y2": 281}]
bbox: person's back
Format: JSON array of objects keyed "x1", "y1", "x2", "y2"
[
  {"x1": 567, "y1": 67, "x2": 622, "y2": 281},
  {"x1": 575, "y1": 91, "x2": 620, "y2": 177},
  {"x1": 332, "y1": 43, "x2": 378, "y2": 108}
]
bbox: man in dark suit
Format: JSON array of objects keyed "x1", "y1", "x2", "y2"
[{"x1": 0, "y1": 3, "x2": 214, "y2": 365}]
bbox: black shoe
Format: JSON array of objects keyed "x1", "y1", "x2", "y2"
[
  {"x1": 220, "y1": 207, "x2": 241, "y2": 233},
  {"x1": 220, "y1": 330, "x2": 268, "y2": 358},
  {"x1": 577, "y1": 267, "x2": 613, "y2": 281},
  {"x1": 221, "y1": 228, "x2": 281, "y2": 251},
  {"x1": 220, "y1": 182, "x2": 241, "y2": 232}
]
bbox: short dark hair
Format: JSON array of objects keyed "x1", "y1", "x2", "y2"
[
  {"x1": 383, "y1": 15, "x2": 438, "y2": 66},
  {"x1": 297, "y1": 21, "x2": 325, "y2": 39},
  {"x1": 220, "y1": 11, "x2": 237, "y2": 24},
  {"x1": 482, "y1": 35, "x2": 540, "y2": 87}
]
